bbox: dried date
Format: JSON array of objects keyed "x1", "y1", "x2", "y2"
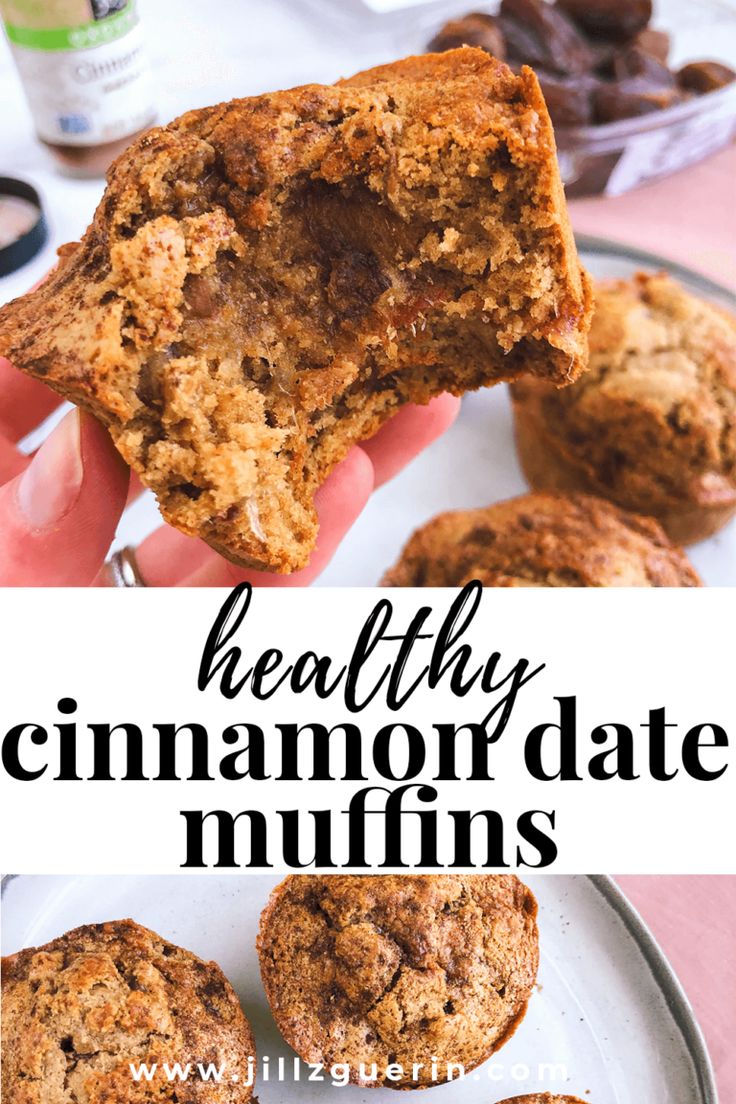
[
  {"x1": 678, "y1": 61, "x2": 736, "y2": 95},
  {"x1": 499, "y1": 0, "x2": 595, "y2": 76},
  {"x1": 428, "y1": 12, "x2": 505, "y2": 58},
  {"x1": 557, "y1": 0, "x2": 652, "y2": 42}
]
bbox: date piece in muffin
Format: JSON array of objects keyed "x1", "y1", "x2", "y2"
[
  {"x1": 1, "y1": 919, "x2": 255, "y2": 1104},
  {"x1": 511, "y1": 272, "x2": 736, "y2": 545},
  {"x1": 0, "y1": 48, "x2": 592, "y2": 573},
  {"x1": 381, "y1": 492, "x2": 701, "y2": 587},
  {"x1": 257, "y1": 874, "x2": 539, "y2": 1089}
]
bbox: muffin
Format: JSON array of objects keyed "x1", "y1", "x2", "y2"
[
  {"x1": 1, "y1": 919, "x2": 255, "y2": 1103},
  {"x1": 511, "y1": 272, "x2": 736, "y2": 544},
  {"x1": 0, "y1": 48, "x2": 592, "y2": 574},
  {"x1": 257, "y1": 874, "x2": 539, "y2": 1089},
  {"x1": 497, "y1": 1097, "x2": 588, "y2": 1103},
  {"x1": 381, "y1": 492, "x2": 701, "y2": 587}
]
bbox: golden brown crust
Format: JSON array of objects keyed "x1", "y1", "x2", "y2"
[
  {"x1": 256, "y1": 874, "x2": 539, "y2": 1090},
  {"x1": 381, "y1": 492, "x2": 701, "y2": 587},
  {"x1": 0, "y1": 48, "x2": 591, "y2": 573},
  {"x1": 511, "y1": 272, "x2": 736, "y2": 545},
  {"x1": 1, "y1": 919, "x2": 255, "y2": 1103}
]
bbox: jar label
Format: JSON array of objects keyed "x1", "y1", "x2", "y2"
[
  {"x1": 3, "y1": 4, "x2": 137, "y2": 51},
  {"x1": 0, "y1": 0, "x2": 155, "y2": 146}
]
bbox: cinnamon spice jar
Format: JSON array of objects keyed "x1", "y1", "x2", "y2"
[{"x1": 0, "y1": 0, "x2": 156, "y2": 177}]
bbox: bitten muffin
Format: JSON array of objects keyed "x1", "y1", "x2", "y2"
[
  {"x1": 381, "y1": 492, "x2": 701, "y2": 587},
  {"x1": 511, "y1": 272, "x2": 736, "y2": 544},
  {"x1": 1, "y1": 919, "x2": 255, "y2": 1103},
  {"x1": 257, "y1": 874, "x2": 539, "y2": 1090},
  {"x1": 0, "y1": 47, "x2": 592, "y2": 573}
]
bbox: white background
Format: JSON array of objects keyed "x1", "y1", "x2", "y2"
[{"x1": 0, "y1": 587, "x2": 733, "y2": 875}]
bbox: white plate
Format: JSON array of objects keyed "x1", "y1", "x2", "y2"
[{"x1": 1, "y1": 874, "x2": 717, "y2": 1103}]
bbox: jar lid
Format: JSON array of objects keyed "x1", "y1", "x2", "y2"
[{"x1": 0, "y1": 177, "x2": 48, "y2": 277}]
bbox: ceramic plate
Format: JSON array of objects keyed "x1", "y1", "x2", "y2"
[{"x1": 1, "y1": 874, "x2": 717, "y2": 1103}]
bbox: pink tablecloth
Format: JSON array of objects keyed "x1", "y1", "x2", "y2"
[
  {"x1": 617, "y1": 877, "x2": 735, "y2": 1100},
  {"x1": 569, "y1": 144, "x2": 736, "y2": 292}
]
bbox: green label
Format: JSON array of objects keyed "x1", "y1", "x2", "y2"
[{"x1": 4, "y1": 5, "x2": 136, "y2": 51}]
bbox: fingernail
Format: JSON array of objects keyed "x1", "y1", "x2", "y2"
[{"x1": 17, "y1": 410, "x2": 83, "y2": 530}]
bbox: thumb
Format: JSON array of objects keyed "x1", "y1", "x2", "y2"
[{"x1": 0, "y1": 410, "x2": 129, "y2": 586}]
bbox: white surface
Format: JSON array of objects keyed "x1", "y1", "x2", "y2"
[
  {"x1": 1, "y1": 1, "x2": 735, "y2": 585},
  {"x1": 1, "y1": 874, "x2": 708, "y2": 1102}
]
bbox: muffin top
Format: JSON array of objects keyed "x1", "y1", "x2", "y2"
[
  {"x1": 498, "y1": 1096, "x2": 589, "y2": 1103},
  {"x1": 1, "y1": 919, "x2": 255, "y2": 1103},
  {"x1": 257, "y1": 874, "x2": 539, "y2": 1089},
  {"x1": 512, "y1": 272, "x2": 736, "y2": 515},
  {"x1": 381, "y1": 492, "x2": 701, "y2": 587}
]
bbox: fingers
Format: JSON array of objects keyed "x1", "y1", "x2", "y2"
[
  {"x1": 0, "y1": 437, "x2": 28, "y2": 484},
  {"x1": 134, "y1": 525, "x2": 211, "y2": 587},
  {"x1": 179, "y1": 446, "x2": 375, "y2": 587},
  {"x1": 126, "y1": 470, "x2": 146, "y2": 505},
  {"x1": 0, "y1": 357, "x2": 64, "y2": 443},
  {"x1": 361, "y1": 393, "x2": 461, "y2": 487},
  {"x1": 0, "y1": 410, "x2": 129, "y2": 586},
  {"x1": 132, "y1": 398, "x2": 459, "y2": 587}
]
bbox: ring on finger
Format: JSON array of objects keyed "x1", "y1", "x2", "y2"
[{"x1": 106, "y1": 546, "x2": 147, "y2": 588}]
